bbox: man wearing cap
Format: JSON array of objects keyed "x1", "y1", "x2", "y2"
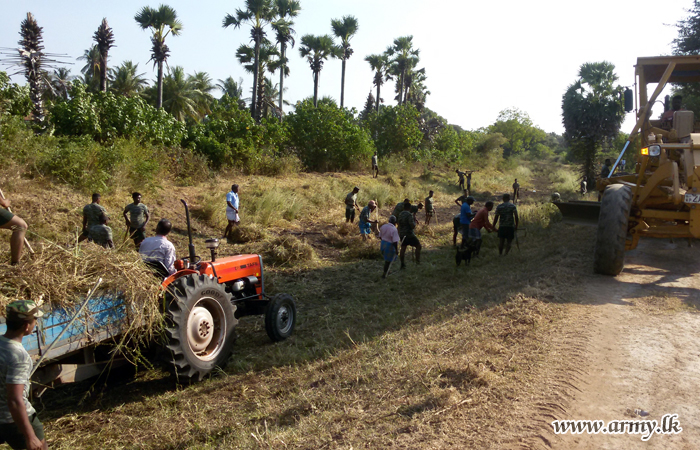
[
  {"x1": 344, "y1": 187, "x2": 360, "y2": 223},
  {"x1": 1, "y1": 300, "x2": 47, "y2": 450},
  {"x1": 358, "y1": 201, "x2": 378, "y2": 240},
  {"x1": 397, "y1": 200, "x2": 421, "y2": 269},
  {"x1": 0, "y1": 197, "x2": 28, "y2": 265},
  {"x1": 379, "y1": 215, "x2": 400, "y2": 278},
  {"x1": 223, "y1": 184, "x2": 240, "y2": 240}
]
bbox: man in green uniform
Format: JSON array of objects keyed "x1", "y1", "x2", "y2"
[
  {"x1": 0, "y1": 196, "x2": 28, "y2": 265},
  {"x1": 493, "y1": 194, "x2": 519, "y2": 256},
  {"x1": 392, "y1": 198, "x2": 410, "y2": 218},
  {"x1": 397, "y1": 200, "x2": 421, "y2": 269},
  {"x1": 123, "y1": 192, "x2": 150, "y2": 248},
  {"x1": 89, "y1": 212, "x2": 114, "y2": 249},
  {"x1": 424, "y1": 191, "x2": 436, "y2": 225},
  {"x1": 344, "y1": 187, "x2": 360, "y2": 223},
  {"x1": 79, "y1": 193, "x2": 106, "y2": 243}
]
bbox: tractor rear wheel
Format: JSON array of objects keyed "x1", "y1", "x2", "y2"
[
  {"x1": 164, "y1": 274, "x2": 237, "y2": 381},
  {"x1": 594, "y1": 184, "x2": 633, "y2": 276},
  {"x1": 265, "y1": 294, "x2": 296, "y2": 342}
]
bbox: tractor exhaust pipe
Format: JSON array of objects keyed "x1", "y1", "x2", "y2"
[{"x1": 181, "y1": 199, "x2": 196, "y2": 264}]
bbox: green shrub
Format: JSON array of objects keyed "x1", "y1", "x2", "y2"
[{"x1": 286, "y1": 99, "x2": 375, "y2": 171}]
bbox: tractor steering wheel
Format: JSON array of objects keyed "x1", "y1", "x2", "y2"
[{"x1": 180, "y1": 255, "x2": 201, "y2": 267}]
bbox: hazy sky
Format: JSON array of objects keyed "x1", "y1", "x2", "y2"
[{"x1": 0, "y1": 0, "x2": 693, "y2": 134}]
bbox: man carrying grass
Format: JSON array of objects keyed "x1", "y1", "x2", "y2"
[
  {"x1": 123, "y1": 192, "x2": 149, "y2": 249},
  {"x1": 79, "y1": 193, "x2": 106, "y2": 243},
  {"x1": 1, "y1": 300, "x2": 48, "y2": 450},
  {"x1": 493, "y1": 194, "x2": 519, "y2": 256},
  {"x1": 344, "y1": 187, "x2": 360, "y2": 223},
  {"x1": 89, "y1": 212, "x2": 114, "y2": 249},
  {"x1": 397, "y1": 200, "x2": 421, "y2": 269},
  {"x1": 0, "y1": 197, "x2": 28, "y2": 265},
  {"x1": 359, "y1": 200, "x2": 378, "y2": 240},
  {"x1": 223, "y1": 184, "x2": 240, "y2": 240}
]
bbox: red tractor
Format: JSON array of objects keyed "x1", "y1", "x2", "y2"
[{"x1": 158, "y1": 200, "x2": 296, "y2": 380}]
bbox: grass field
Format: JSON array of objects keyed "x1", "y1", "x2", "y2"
[{"x1": 0, "y1": 158, "x2": 596, "y2": 449}]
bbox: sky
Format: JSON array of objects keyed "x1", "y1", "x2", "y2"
[{"x1": 0, "y1": 0, "x2": 693, "y2": 134}]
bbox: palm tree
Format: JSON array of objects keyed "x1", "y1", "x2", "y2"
[
  {"x1": 109, "y1": 61, "x2": 148, "y2": 97},
  {"x1": 236, "y1": 41, "x2": 280, "y2": 120},
  {"x1": 217, "y1": 76, "x2": 248, "y2": 109},
  {"x1": 18, "y1": 13, "x2": 47, "y2": 129},
  {"x1": 299, "y1": 34, "x2": 341, "y2": 107},
  {"x1": 47, "y1": 68, "x2": 74, "y2": 101},
  {"x1": 134, "y1": 4, "x2": 183, "y2": 109},
  {"x1": 161, "y1": 66, "x2": 200, "y2": 122},
  {"x1": 365, "y1": 53, "x2": 391, "y2": 112},
  {"x1": 94, "y1": 18, "x2": 115, "y2": 92},
  {"x1": 77, "y1": 45, "x2": 101, "y2": 92},
  {"x1": 259, "y1": 77, "x2": 288, "y2": 118},
  {"x1": 188, "y1": 71, "x2": 216, "y2": 116},
  {"x1": 272, "y1": 0, "x2": 300, "y2": 115},
  {"x1": 386, "y1": 36, "x2": 419, "y2": 105},
  {"x1": 330, "y1": 15, "x2": 358, "y2": 108},
  {"x1": 223, "y1": 0, "x2": 276, "y2": 120}
]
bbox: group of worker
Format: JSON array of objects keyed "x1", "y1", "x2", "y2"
[{"x1": 344, "y1": 183, "x2": 520, "y2": 277}]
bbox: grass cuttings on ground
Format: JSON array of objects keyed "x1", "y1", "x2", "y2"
[{"x1": 0, "y1": 243, "x2": 163, "y2": 342}]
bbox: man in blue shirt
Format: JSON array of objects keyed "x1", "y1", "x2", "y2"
[
  {"x1": 223, "y1": 184, "x2": 240, "y2": 240},
  {"x1": 459, "y1": 196, "x2": 475, "y2": 249}
]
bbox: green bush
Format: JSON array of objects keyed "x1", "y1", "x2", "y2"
[
  {"x1": 286, "y1": 99, "x2": 375, "y2": 171},
  {"x1": 0, "y1": 72, "x2": 32, "y2": 118},
  {"x1": 368, "y1": 104, "x2": 422, "y2": 159}
]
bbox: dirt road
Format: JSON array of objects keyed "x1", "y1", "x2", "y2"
[{"x1": 534, "y1": 239, "x2": 700, "y2": 449}]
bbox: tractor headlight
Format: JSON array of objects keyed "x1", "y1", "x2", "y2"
[{"x1": 205, "y1": 238, "x2": 220, "y2": 249}]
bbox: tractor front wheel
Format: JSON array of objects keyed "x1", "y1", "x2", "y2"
[
  {"x1": 164, "y1": 274, "x2": 237, "y2": 381},
  {"x1": 594, "y1": 184, "x2": 633, "y2": 276},
  {"x1": 265, "y1": 294, "x2": 297, "y2": 342}
]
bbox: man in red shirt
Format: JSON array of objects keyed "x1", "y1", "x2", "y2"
[{"x1": 468, "y1": 201, "x2": 495, "y2": 256}]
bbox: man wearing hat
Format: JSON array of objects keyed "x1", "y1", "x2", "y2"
[
  {"x1": 344, "y1": 187, "x2": 360, "y2": 223},
  {"x1": 358, "y1": 201, "x2": 378, "y2": 240},
  {"x1": 1, "y1": 300, "x2": 47, "y2": 450}
]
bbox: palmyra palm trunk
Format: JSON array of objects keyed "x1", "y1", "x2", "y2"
[
  {"x1": 313, "y1": 70, "x2": 319, "y2": 107},
  {"x1": 100, "y1": 54, "x2": 108, "y2": 92},
  {"x1": 340, "y1": 58, "x2": 346, "y2": 108},
  {"x1": 279, "y1": 44, "x2": 286, "y2": 118},
  {"x1": 157, "y1": 61, "x2": 164, "y2": 109},
  {"x1": 252, "y1": 38, "x2": 261, "y2": 120},
  {"x1": 376, "y1": 83, "x2": 381, "y2": 113}
]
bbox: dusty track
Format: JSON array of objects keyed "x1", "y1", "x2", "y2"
[{"x1": 521, "y1": 238, "x2": 700, "y2": 449}]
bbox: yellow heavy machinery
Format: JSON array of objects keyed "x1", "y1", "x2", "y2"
[{"x1": 558, "y1": 56, "x2": 700, "y2": 275}]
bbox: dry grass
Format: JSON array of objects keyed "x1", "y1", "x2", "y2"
[{"x1": 0, "y1": 157, "x2": 598, "y2": 449}]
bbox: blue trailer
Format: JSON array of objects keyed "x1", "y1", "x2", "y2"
[{"x1": 0, "y1": 294, "x2": 131, "y2": 395}]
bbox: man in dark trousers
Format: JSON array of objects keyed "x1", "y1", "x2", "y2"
[
  {"x1": 456, "y1": 169, "x2": 466, "y2": 190},
  {"x1": 344, "y1": 186, "x2": 360, "y2": 223},
  {"x1": 397, "y1": 200, "x2": 421, "y2": 269},
  {"x1": 466, "y1": 171, "x2": 473, "y2": 194},
  {"x1": 123, "y1": 192, "x2": 149, "y2": 249},
  {"x1": 512, "y1": 179, "x2": 520, "y2": 203},
  {"x1": 371, "y1": 152, "x2": 379, "y2": 178},
  {"x1": 493, "y1": 194, "x2": 519, "y2": 256},
  {"x1": 0, "y1": 196, "x2": 28, "y2": 265}
]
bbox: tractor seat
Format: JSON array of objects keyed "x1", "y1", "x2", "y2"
[{"x1": 144, "y1": 259, "x2": 170, "y2": 279}]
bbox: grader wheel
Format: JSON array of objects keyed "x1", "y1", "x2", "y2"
[{"x1": 593, "y1": 184, "x2": 633, "y2": 276}]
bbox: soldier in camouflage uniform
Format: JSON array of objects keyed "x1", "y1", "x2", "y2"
[
  {"x1": 391, "y1": 198, "x2": 410, "y2": 218},
  {"x1": 1, "y1": 300, "x2": 47, "y2": 450},
  {"x1": 79, "y1": 193, "x2": 106, "y2": 243},
  {"x1": 397, "y1": 200, "x2": 421, "y2": 269},
  {"x1": 89, "y1": 212, "x2": 114, "y2": 249}
]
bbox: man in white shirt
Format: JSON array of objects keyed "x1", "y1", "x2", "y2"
[
  {"x1": 223, "y1": 184, "x2": 240, "y2": 240},
  {"x1": 139, "y1": 219, "x2": 177, "y2": 276},
  {"x1": 379, "y1": 215, "x2": 400, "y2": 278}
]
